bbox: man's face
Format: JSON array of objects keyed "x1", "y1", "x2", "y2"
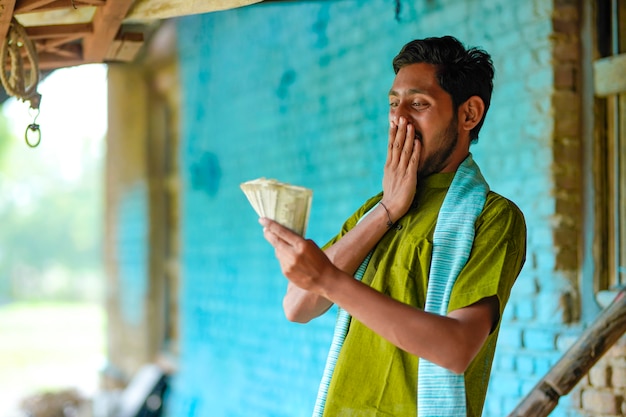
[{"x1": 388, "y1": 62, "x2": 460, "y2": 177}]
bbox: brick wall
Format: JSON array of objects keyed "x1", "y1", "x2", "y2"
[
  {"x1": 571, "y1": 335, "x2": 626, "y2": 417},
  {"x1": 482, "y1": 1, "x2": 588, "y2": 416},
  {"x1": 105, "y1": 65, "x2": 157, "y2": 381},
  {"x1": 161, "y1": 1, "x2": 589, "y2": 416},
  {"x1": 105, "y1": 54, "x2": 181, "y2": 387}
]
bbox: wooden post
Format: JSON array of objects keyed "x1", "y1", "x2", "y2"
[{"x1": 507, "y1": 289, "x2": 626, "y2": 417}]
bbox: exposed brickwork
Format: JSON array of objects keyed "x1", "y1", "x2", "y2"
[
  {"x1": 550, "y1": 0, "x2": 583, "y2": 323},
  {"x1": 105, "y1": 46, "x2": 182, "y2": 387},
  {"x1": 581, "y1": 389, "x2": 620, "y2": 415},
  {"x1": 105, "y1": 64, "x2": 156, "y2": 381},
  {"x1": 573, "y1": 334, "x2": 626, "y2": 417}
]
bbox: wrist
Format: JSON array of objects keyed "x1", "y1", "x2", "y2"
[
  {"x1": 379, "y1": 200, "x2": 402, "y2": 230},
  {"x1": 379, "y1": 201, "x2": 396, "y2": 229}
]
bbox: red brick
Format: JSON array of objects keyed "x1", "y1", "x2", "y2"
[
  {"x1": 552, "y1": 18, "x2": 579, "y2": 35},
  {"x1": 555, "y1": 194, "x2": 581, "y2": 218},
  {"x1": 552, "y1": 90, "x2": 580, "y2": 113},
  {"x1": 555, "y1": 246, "x2": 578, "y2": 272},
  {"x1": 554, "y1": 65, "x2": 577, "y2": 90},
  {"x1": 553, "y1": 39, "x2": 580, "y2": 61},
  {"x1": 553, "y1": 168, "x2": 581, "y2": 191},
  {"x1": 554, "y1": 115, "x2": 580, "y2": 136}
]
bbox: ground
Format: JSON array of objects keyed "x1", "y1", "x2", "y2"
[{"x1": 0, "y1": 302, "x2": 105, "y2": 417}]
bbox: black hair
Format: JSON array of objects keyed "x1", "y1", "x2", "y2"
[{"x1": 392, "y1": 36, "x2": 494, "y2": 142}]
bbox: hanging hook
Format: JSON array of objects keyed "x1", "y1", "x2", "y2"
[{"x1": 25, "y1": 105, "x2": 41, "y2": 148}]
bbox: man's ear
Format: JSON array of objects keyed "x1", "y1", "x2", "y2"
[{"x1": 460, "y1": 96, "x2": 485, "y2": 132}]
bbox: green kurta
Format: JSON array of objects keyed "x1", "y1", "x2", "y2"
[{"x1": 321, "y1": 172, "x2": 526, "y2": 417}]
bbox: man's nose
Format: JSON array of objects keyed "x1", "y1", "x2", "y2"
[{"x1": 392, "y1": 102, "x2": 412, "y2": 121}]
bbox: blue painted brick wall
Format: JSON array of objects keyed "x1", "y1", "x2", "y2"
[
  {"x1": 165, "y1": 1, "x2": 583, "y2": 416},
  {"x1": 116, "y1": 184, "x2": 149, "y2": 327}
]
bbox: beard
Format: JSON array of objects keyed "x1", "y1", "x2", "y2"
[{"x1": 417, "y1": 114, "x2": 459, "y2": 178}]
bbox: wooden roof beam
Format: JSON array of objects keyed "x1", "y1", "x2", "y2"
[
  {"x1": 14, "y1": 0, "x2": 103, "y2": 14},
  {"x1": 0, "y1": 0, "x2": 16, "y2": 40},
  {"x1": 37, "y1": 52, "x2": 83, "y2": 69},
  {"x1": 36, "y1": 33, "x2": 84, "y2": 51},
  {"x1": 126, "y1": 0, "x2": 262, "y2": 20},
  {"x1": 105, "y1": 30, "x2": 142, "y2": 62},
  {"x1": 38, "y1": 42, "x2": 81, "y2": 58},
  {"x1": 76, "y1": 0, "x2": 105, "y2": 5},
  {"x1": 14, "y1": 0, "x2": 57, "y2": 13},
  {"x1": 82, "y1": 0, "x2": 133, "y2": 63},
  {"x1": 25, "y1": 22, "x2": 91, "y2": 38}
]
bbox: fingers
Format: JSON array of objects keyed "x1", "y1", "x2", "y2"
[
  {"x1": 261, "y1": 223, "x2": 287, "y2": 249},
  {"x1": 386, "y1": 120, "x2": 398, "y2": 166},
  {"x1": 259, "y1": 217, "x2": 300, "y2": 242},
  {"x1": 382, "y1": 117, "x2": 420, "y2": 218},
  {"x1": 387, "y1": 117, "x2": 415, "y2": 168},
  {"x1": 398, "y1": 123, "x2": 415, "y2": 167},
  {"x1": 259, "y1": 218, "x2": 298, "y2": 245},
  {"x1": 388, "y1": 118, "x2": 404, "y2": 165},
  {"x1": 258, "y1": 217, "x2": 330, "y2": 292}
]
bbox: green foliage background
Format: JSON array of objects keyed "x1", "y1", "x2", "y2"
[{"x1": 0, "y1": 101, "x2": 104, "y2": 302}]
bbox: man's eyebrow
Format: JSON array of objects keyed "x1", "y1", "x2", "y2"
[{"x1": 388, "y1": 88, "x2": 428, "y2": 96}]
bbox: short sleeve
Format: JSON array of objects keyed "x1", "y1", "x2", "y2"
[{"x1": 447, "y1": 193, "x2": 527, "y2": 325}]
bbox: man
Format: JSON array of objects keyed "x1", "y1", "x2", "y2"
[{"x1": 260, "y1": 36, "x2": 526, "y2": 417}]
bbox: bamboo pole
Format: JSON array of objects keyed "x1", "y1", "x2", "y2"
[{"x1": 507, "y1": 289, "x2": 626, "y2": 417}]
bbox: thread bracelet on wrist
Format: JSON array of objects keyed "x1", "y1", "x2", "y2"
[{"x1": 379, "y1": 201, "x2": 394, "y2": 229}]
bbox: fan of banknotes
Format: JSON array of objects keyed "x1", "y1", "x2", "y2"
[{"x1": 240, "y1": 177, "x2": 313, "y2": 236}]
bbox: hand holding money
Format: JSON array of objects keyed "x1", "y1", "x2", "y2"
[{"x1": 240, "y1": 178, "x2": 313, "y2": 236}]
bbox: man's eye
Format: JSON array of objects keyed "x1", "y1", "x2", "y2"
[
  {"x1": 389, "y1": 102, "x2": 398, "y2": 108},
  {"x1": 413, "y1": 102, "x2": 427, "y2": 108}
]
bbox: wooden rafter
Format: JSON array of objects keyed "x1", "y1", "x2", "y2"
[
  {"x1": 14, "y1": 0, "x2": 104, "y2": 14},
  {"x1": 37, "y1": 33, "x2": 83, "y2": 54},
  {"x1": 126, "y1": 0, "x2": 263, "y2": 20},
  {"x1": 3, "y1": 0, "x2": 144, "y2": 70},
  {"x1": 105, "y1": 30, "x2": 142, "y2": 62},
  {"x1": 37, "y1": 46, "x2": 83, "y2": 68},
  {"x1": 14, "y1": 0, "x2": 58, "y2": 13},
  {"x1": 25, "y1": 22, "x2": 91, "y2": 38},
  {"x1": 82, "y1": 0, "x2": 134, "y2": 62},
  {"x1": 2, "y1": 0, "x2": 266, "y2": 73},
  {"x1": 0, "y1": 0, "x2": 16, "y2": 41},
  {"x1": 77, "y1": 0, "x2": 105, "y2": 5}
]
